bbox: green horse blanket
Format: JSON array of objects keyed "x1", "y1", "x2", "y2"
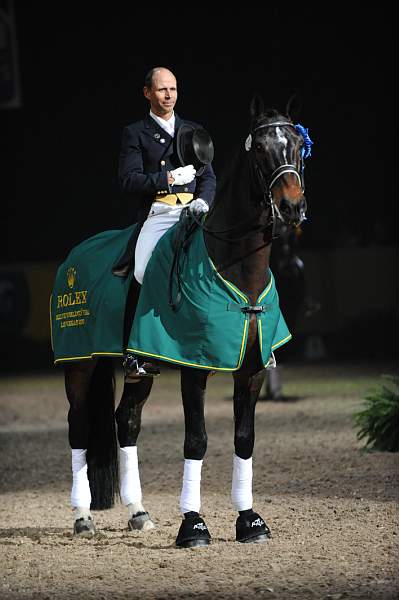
[
  {"x1": 50, "y1": 226, "x2": 136, "y2": 364},
  {"x1": 126, "y1": 225, "x2": 291, "y2": 371},
  {"x1": 50, "y1": 222, "x2": 291, "y2": 369}
]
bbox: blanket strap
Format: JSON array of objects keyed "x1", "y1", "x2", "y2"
[{"x1": 227, "y1": 303, "x2": 271, "y2": 314}]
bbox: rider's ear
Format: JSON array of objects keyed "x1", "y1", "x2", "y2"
[
  {"x1": 250, "y1": 93, "x2": 264, "y2": 121},
  {"x1": 286, "y1": 93, "x2": 303, "y2": 121}
]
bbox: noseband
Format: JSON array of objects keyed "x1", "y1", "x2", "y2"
[{"x1": 250, "y1": 120, "x2": 306, "y2": 229}]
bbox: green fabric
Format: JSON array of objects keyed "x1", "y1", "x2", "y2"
[
  {"x1": 50, "y1": 226, "x2": 137, "y2": 363},
  {"x1": 127, "y1": 225, "x2": 291, "y2": 371}
]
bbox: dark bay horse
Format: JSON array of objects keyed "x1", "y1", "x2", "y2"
[{"x1": 62, "y1": 96, "x2": 312, "y2": 545}]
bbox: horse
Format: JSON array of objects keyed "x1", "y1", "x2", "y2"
[{"x1": 54, "y1": 95, "x2": 312, "y2": 545}]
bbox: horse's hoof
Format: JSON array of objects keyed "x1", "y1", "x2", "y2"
[
  {"x1": 73, "y1": 516, "x2": 96, "y2": 538},
  {"x1": 236, "y1": 511, "x2": 271, "y2": 543},
  {"x1": 128, "y1": 511, "x2": 155, "y2": 531},
  {"x1": 176, "y1": 512, "x2": 211, "y2": 548}
]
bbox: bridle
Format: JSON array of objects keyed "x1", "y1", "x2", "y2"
[
  {"x1": 183, "y1": 119, "x2": 306, "y2": 245},
  {"x1": 250, "y1": 120, "x2": 306, "y2": 234}
]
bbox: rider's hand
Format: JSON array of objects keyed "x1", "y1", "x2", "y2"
[
  {"x1": 170, "y1": 164, "x2": 196, "y2": 186},
  {"x1": 189, "y1": 198, "x2": 209, "y2": 216}
]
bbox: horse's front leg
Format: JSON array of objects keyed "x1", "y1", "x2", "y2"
[
  {"x1": 232, "y1": 368, "x2": 272, "y2": 543},
  {"x1": 115, "y1": 376, "x2": 155, "y2": 531},
  {"x1": 175, "y1": 366, "x2": 211, "y2": 548}
]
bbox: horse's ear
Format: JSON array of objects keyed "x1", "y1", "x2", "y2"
[
  {"x1": 250, "y1": 93, "x2": 264, "y2": 121},
  {"x1": 286, "y1": 93, "x2": 303, "y2": 121}
]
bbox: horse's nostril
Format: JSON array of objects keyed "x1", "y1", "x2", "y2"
[
  {"x1": 280, "y1": 198, "x2": 294, "y2": 217},
  {"x1": 280, "y1": 197, "x2": 307, "y2": 225}
]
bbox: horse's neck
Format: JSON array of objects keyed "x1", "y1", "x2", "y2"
[{"x1": 205, "y1": 157, "x2": 272, "y2": 304}]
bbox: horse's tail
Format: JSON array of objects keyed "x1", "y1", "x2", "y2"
[{"x1": 87, "y1": 358, "x2": 119, "y2": 510}]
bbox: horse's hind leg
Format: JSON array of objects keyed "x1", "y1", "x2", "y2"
[
  {"x1": 64, "y1": 360, "x2": 97, "y2": 538},
  {"x1": 232, "y1": 368, "x2": 272, "y2": 543},
  {"x1": 115, "y1": 377, "x2": 155, "y2": 531},
  {"x1": 175, "y1": 367, "x2": 211, "y2": 548}
]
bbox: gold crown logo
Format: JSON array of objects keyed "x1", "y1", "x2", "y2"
[{"x1": 67, "y1": 267, "x2": 77, "y2": 289}]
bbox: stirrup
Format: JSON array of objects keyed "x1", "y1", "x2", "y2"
[{"x1": 123, "y1": 353, "x2": 160, "y2": 378}]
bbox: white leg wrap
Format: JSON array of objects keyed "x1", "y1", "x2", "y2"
[
  {"x1": 180, "y1": 458, "x2": 203, "y2": 515},
  {"x1": 231, "y1": 454, "x2": 253, "y2": 511},
  {"x1": 119, "y1": 446, "x2": 143, "y2": 507},
  {"x1": 71, "y1": 449, "x2": 91, "y2": 509}
]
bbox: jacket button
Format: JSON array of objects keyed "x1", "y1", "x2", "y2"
[
  {"x1": 160, "y1": 160, "x2": 166, "y2": 166},
  {"x1": 184, "y1": 187, "x2": 188, "y2": 192}
]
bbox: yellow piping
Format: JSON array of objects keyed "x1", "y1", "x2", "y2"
[
  {"x1": 54, "y1": 351, "x2": 123, "y2": 365},
  {"x1": 271, "y1": 334, "x2": 292, "y2": 350},
  {"x1": 257, "y1": 276, "x2": 273, "y2": 302}
]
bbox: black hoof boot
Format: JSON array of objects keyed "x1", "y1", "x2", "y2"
[
  {"x1": 176, "y1": 511, "x2": 212, "y2": 548},
  {"x1": 73, "y1": 516, "x2": 96, "y2": 538},
  {"x1": 236, "y1": 509, "x2": 271, "y2": 543}
]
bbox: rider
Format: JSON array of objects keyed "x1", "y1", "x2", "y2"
[{"x1": 117, "y1": 66, "x2": 216, "y2": 377}]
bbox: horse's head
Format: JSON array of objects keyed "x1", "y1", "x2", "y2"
[{"x1": 246, "y1": 95, "x2": 312, "y2": 228}]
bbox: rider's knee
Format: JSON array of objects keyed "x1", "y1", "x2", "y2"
[{"x1": 133, "y1": 263, "x2": 145, "y2": 285}]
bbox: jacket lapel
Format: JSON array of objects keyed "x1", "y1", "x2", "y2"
[
  {"x1": 143, "y1": 114, "x2": 172, "y2": 147},
  {"x1": 143, "y1": 113, "x2": 184, "y2": 163}
]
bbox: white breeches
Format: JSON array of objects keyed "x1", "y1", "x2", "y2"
[{"x1": 134, "y1": 202, "x2": 185, "y2": 284}]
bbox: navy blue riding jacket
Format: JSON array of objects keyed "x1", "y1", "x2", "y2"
[{"x1": 118, "y1": 113, "x2": 216, "y2": 224}]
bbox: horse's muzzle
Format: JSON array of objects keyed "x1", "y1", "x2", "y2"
[{"x1": 279, "y1": 196, "x2": 307, "y2": 226}]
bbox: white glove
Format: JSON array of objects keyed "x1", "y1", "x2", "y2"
[
  {"x1": 170, "y1": 164, "x2": 196, "y2": 186},
  {"x1": 189, "y1": 198, "x2": 209, "y2": 216}
]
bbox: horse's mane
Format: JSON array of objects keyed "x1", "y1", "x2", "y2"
[{"x1": 216, "y1": 145, "x2": 244, "y2": 195}]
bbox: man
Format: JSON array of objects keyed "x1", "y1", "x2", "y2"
[{"x1": 118, "y1": 66, "x2": 216, "y2": 376}]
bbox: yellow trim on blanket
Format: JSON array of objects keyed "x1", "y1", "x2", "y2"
[
  {"x1": 209, "y1": 259, "x2": 249, "y2": 302},
  {"x1": 257, "y1": 277, "x2": 273, "y2": 303},
  {"x1": 271, "y1": 334, "x2": 292, "y2": 351},
  {"x1": 54, "y1": 351, "x2": 123, "y2": 365}
]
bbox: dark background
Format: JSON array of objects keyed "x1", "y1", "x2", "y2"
[{"x1": 1, "y1": 4, "x2": 396, "y2": 368}]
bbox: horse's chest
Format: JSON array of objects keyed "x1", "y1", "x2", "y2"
[{"x1": 247, "y1": 316, "x2": 259, "y2": 346}]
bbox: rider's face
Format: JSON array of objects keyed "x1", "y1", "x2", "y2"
[{"x1": 144, "y1": 69, "x2": 177, "y2": 119}]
